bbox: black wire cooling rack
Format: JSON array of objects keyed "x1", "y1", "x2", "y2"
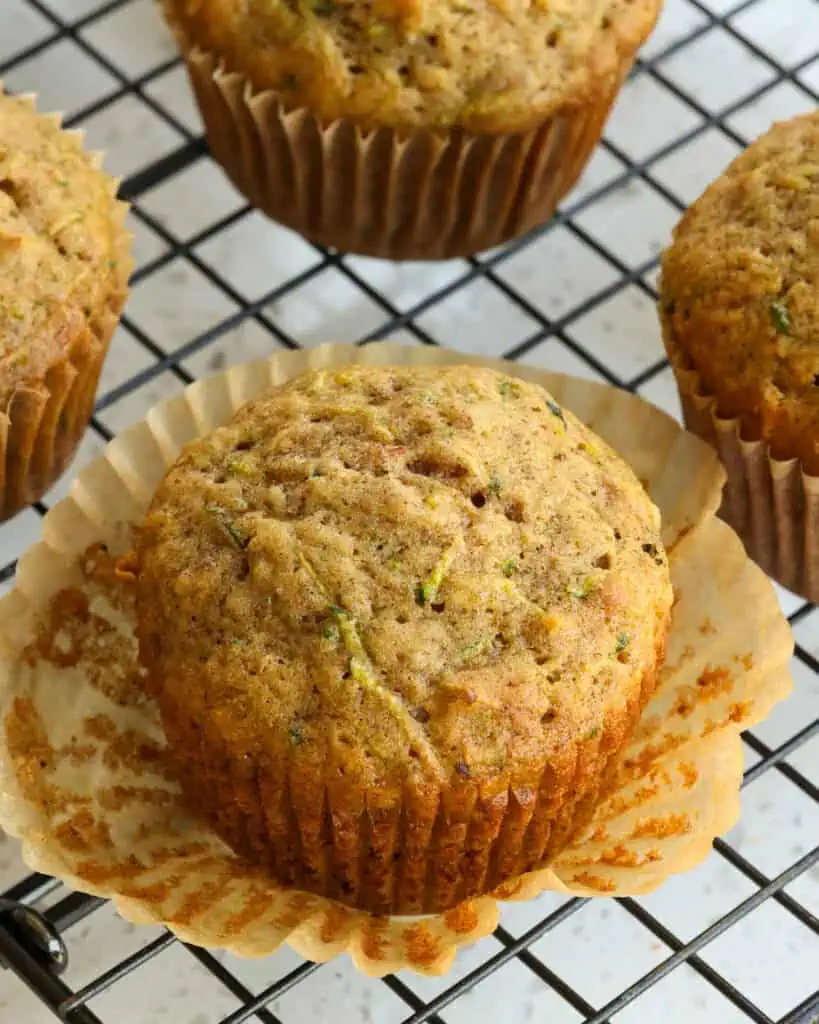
[{"x1": 0, "y1": 1, "x2": 818, "y2": 1022}]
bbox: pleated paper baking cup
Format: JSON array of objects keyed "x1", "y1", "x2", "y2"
[
  {"x1": 665, "y1": 333, "x2": 819, "y2": 602},
  {"x1": 180, "y1": 48, "x2": 630, "y2": 261},
  {"x1": 0, "y1": 92, "x2": 132, "y2": 523},
  {"x1": 0, "y1": 343, "x2": 793, "y2": 976}
]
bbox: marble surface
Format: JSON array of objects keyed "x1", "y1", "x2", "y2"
[{"x1": 1, "y1": 1, "x2": 818, "y2": 1022}]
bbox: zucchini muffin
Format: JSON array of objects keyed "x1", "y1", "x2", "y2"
[
  {"x1": 135, "y1": 364, "x2": 672, "y2": 915},
  {"x1": 0, "y1": 90, "x2": 131, "y2": 521},
  {"x1": 660, "y1": 111, "x2": 819, "y2": 595},
  {"x1": 162, "y1": 0, "x2": 661, "y2": 258}
]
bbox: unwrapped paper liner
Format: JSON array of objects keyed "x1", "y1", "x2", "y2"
[
  {"x1": 179, "y1": 47, "x2": 631, "y2": 260},
  {"x1": 0, "y1": 343, "x2": 793, "y2": 976},
  {"x1": 666, "y1": 335, "x2": 819, "y2": 603},
  {"x1": 0, "y1": 88, "x2": 131, "y2": 522}
]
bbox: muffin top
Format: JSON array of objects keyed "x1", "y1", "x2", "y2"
[
  {"x1": 660, "y1": 112, "x2": 819, "y2": 462},
  {"x1": 0, "y1": 90, "x2": 130, "y2": 402},
  {"x1": 163, "y1": 0, "x2": 660, "y2": 131},
  {"x1": 136, "y1": 364, "x2": 671, "y2": 789}
]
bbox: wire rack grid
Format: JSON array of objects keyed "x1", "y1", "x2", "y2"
[{"x1": 0, "y1": 0, "x2": 817, "y2": 1022}]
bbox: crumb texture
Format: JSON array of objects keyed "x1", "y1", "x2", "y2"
[
  {"x1": 163, "y1": 0, "x2": 660, "y2": 130},
  {"x1": 136, "y1": 364, "x2": 672, "y2": 911}
]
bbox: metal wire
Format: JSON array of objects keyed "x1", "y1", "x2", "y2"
[{"x1": 1, "y1": 1, "x2": 818, "y2": 1022}]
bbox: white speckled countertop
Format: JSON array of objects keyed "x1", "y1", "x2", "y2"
[{"x1": 1, "y1": 1, "x2": 818, "y2": 1022}]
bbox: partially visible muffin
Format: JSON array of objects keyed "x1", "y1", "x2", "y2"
[
  {"x1": 0, "y1": 89, "x2": 131, "y2": 520},
  {"x1": 161, "y1": 0, "x2": 661, "y2": 258},
  {"x1": 135, "y1": 364, "x2": 672, "y2": 915},
  {"x1": 661, "y1": 111, "x2": 819, "y2": 470},
  {"x1": 660, "y1": 112, "x2": 819, "y2": 595}
]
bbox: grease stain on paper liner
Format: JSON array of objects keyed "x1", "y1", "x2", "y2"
[{"x1": 0, "y1": 343, "x2": 793, "y2": 977}]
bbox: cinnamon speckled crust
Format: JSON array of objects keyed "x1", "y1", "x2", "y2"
[
  {"x1": 660, "y1": 112, "x2": 819, "y2": 474},
  {"x1": 0, "y1": 89, "x2": 131, "y2": 519},
  {"x1": 136, "y1": 365, "x2": 672, "y2": 914},
  {"x1": 162, "y1": 0, "x2": 661, "y2": 132}
]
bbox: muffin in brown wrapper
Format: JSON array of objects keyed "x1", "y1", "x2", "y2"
[
  {"x1": 0, "y1": 344, "x2": 794, "y2": 974},
  {"x1": 135, "y1": 364, "x2": 672, "y2": 916},
  {"x1": 660, "y1": 111, "x2": 819, "y2": 600},
  {"x1": 667, "y1": 339, "x2": 819, "y2": 600},
  {"x1": 163, "y1": 0, "x2": 661, "y2": 259},
  {"x1": 0, "y1": 89, "x2": 131, "y2": 522},
  {"x1": 182, "y1": 50, "x2": 628, "y2": 260}
]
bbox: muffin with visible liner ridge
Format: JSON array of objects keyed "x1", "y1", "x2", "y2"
[
  {"x1": 134, "y1": 363, "x2": 673, "y2": 915},
  {"x1": 161, "y1": 0, "x2": 662, "y2": 259},
  {"x1": 0, "y1": 87, "x2": 131, "y2": 521},
  {"x1": 660, "y1": 111, "x2": 819, "y2": 598}
]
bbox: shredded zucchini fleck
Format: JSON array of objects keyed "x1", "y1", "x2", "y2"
[
  {"x1": 569, "y1": 577, "x2": 596, "y2": 600},
  {"x1": 206, "y1": 507, "x2": 248, "y2": 551},
  {"x1": 418, "y1": 543, "x2": 458, "y2": 604},
  {"x1": 770, "y1": 300, "x2": 792, "y2": 335},
  {"x1": 460, "y1": 637, "x2": 489, "y2": 663}
]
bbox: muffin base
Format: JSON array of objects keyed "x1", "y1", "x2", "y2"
[
  {"x1": 159, "y1": 643, "x2": 664, "y2": 916},
  {"x1": 179, "y1": 48, "x2": 634, "y2": 260},
  {"x1": 0, "y1": 308, "x2": 119, "y2": 522},
  {"x1": 665, "y1": 329, "x2": 819, "y2": 601}
]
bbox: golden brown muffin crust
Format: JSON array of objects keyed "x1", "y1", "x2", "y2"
[
  {"x1": 164, "y1": 0, "x2": 661, "y2": 131},
  {"x1": 138, "y1": 365, "x2": 670, "y2": 784},
  {"x1": 660, "y1": 112, "x2": 819, "y2": 470},
  {"x1": 0, "y1": 91, "x2": 130, "y2": 403},
  {"x1": 136, "y1": 365, "x2": 671, "y2": 910}
]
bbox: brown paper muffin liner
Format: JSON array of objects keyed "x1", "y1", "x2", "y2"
[
  {"x1": 0, "y1": 343, "x2": 793, "y2": 975},
  {"x1": 180, "y1": 48, "x2": 631, "y2": 260},
  {"x1": 665, "y1": 335, "x2": 819, "y2": 602},
  {"x1": 0, "y1": 95, "x2": 132, "y2": 523}
]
